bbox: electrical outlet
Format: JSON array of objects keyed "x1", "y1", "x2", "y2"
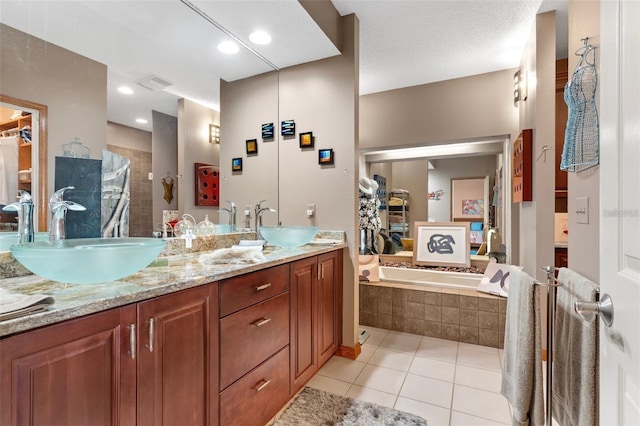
[
  {"x1": 306, "y1": 203, "x2": 316, "y2": 217},
  {"x1": 148, "y1": 172, "x2": 153, "y2": 180},
  {"x1": 575, "y1": 196, "x2": 589, "y2": 224}
]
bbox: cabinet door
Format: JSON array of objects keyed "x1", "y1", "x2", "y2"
[
  {"x1": 0, "y1": 306, "x2": 137, "y2": 426},
  {"x1": 137, "y1": 284, "x2": 217, "y2": 426},
  {"x1": 289, "y1": 256, "x2": 318, "y2": 393},
  {"x1": 317, "y1": 250, "x2": 342, "y2": 367}
]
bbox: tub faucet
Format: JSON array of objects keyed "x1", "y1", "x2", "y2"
[
  {"x1": 220, "y1": 201, "x2": 237, "y2": 232},
  {"x1": 49, "y1": 186, "x2": 87, "y2": 241},
  {"x1": 2, "y1": 190, "x2": 35, "y2": 244},
  {"x1": 254, "y1": 200, "x2": 277, "y2": 240}
]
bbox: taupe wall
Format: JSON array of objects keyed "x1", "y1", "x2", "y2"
[
  {"x1": 567, "y1": 0, "x2": 599, "y2": 282},
  {"x1": 152, "y1": 111, "x2": 178, "y2": 228},
  {"x1": 177, "y1": 99, "x2": 220, "y2": 222},
  {"x1": 220, "y1": 71, "x2": 279, "y2": 226},
  {"x1": 0, "y1": 23, "x2": 107, "y2": 203},
  {"x1": 220, "y1": 14, "x2": 360, "y2": 348},
  {"x1": 359, "y1": 69, "x2": 519, "y2": 150},
  {"x1": 428, "y1": 156, "x2": 498, "y2": 223},
  {"x1": 517, "y1": 11, "x2": 556, "y2": 283}
]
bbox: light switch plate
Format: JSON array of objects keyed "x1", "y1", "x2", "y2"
[
  {"x1": 148, "y1": 172, "x2": 153, "y2": 180},
  {"x1": 575, "y1": 196, "x2": 589, "y2": 224}
]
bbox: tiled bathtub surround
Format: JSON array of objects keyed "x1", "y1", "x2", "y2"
[{"x1": 360, "y1": 282, "x2": 507, "y2": 348}]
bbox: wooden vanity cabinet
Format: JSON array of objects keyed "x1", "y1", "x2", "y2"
[
  {"x1": 0, "y1": 305, "x2": 138, "y2": 426},
  {"x1": 0, "y1": 284, "x2": 217, "y2": 426},
  {"x1": 218, "y1": 264, "x2": 291, "y2": 426},
  {"x1": 290, "y1": 250, "x2": 342, "y2": 394},
  {"x1": 137, "y1": 284, "x2": 217, "y2": 426}
]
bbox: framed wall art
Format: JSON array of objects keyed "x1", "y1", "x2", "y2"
[
  {"x1": 281, "y1": 120, "x2": 295, "y2": 136},
  {"x1": 245, "y1": 139, "x2": 258, "y2": 155},
  {"x1": 261, "y1": 123, "x2": 274, "y2": 139},
  {"x1": 318, "y1": 148, "x2": 334, "y2": 165},
  {"x1": 412, "y1": 221, "x2": 470, "y2": 267},
  {"x1": 299, "y1": 131, "x2": 313, "y2": 148},
  {"x1": 231, "y1": 158, "x2": 243, "y2": 172}
]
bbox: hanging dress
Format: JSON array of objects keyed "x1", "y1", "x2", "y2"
[{"x1": 561, "y1": 46, "x2": 599, "y2": 172}]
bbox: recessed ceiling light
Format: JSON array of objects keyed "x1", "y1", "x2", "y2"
[
  {"x1": 217, "y1": 41, "x2": 239, "y2": 54},
  {"x1": 249, "y1": 30, "x2": 271, "y2": 45},
  {"x1": 136, "y1": 118, "x2": 148, "y2": 124},
  {"x1": 118, "y1": 86, "x2": 133, "y2": 95}
]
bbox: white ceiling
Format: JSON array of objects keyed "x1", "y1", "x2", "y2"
[{"x1": 0, "y1": 0, "x2": 568, "y2": 133}]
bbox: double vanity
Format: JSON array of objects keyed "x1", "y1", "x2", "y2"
[{"x1": 0, "y1": 233, "x2": 345, "y2": 426}]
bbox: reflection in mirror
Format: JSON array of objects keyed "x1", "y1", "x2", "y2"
[
  {"x1": 0, "y1": 95, "x2": 48, "y2": 237},
  {"x1": 0, "y1": 1, "x2": 279, "y2": 239}
]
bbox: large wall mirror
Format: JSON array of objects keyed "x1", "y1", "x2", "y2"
[{"x1": 0, "y1": 1, "x2": 284, "y2": 242}]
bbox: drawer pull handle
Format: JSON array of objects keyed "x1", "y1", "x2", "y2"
[
  {"x1": 147, "y1": 318, "x2": 155, "y2": 353},
  {"x1": 256, "y1": 283, "x2": 272, "y2": 291},
  {"x1": 253, "y1": 317, "x2": 272, "y2": 327},
  {"x1": 128, "y1": 324, "x2": 136, "y2": 360},
  {"x1": 254, "y1": 379, "x2": 271, "y2": 392}
]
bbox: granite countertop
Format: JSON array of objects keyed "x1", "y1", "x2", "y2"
[{"x1": 0, "y1": 235, "x2": 346, "y2": 338}]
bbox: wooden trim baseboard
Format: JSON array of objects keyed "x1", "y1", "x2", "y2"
[{"x1": 336, "y1": 343, "x2": 361, "y2": 360}]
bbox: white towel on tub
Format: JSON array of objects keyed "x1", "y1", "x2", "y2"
[
  {"x1": 552, "y1": 268, "x2": 599, "y2": 426},
  {"x1": 501, "y1": 266, "x2": 545, "y2": 426}
]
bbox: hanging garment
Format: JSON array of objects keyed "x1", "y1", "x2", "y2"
[
  {"x1": 561, "y1": 46, "x2": 599, "y2": 172},
  {"x1": 0, "y1": 136, "x2": 19, "y2": 205}
]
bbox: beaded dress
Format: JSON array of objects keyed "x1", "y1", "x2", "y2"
[{"x1": 561, "y1": 45, "x2": 599, "y2": 172}]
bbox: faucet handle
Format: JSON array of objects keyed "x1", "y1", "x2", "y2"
[
  {"x1": 64, "y1": 201, "x2": 87, "y2": 211},
  {"x1": 50, "y1": 186, "x2": 75, "y2": 203}
]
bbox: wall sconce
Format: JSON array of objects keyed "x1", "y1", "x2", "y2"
[
  {"x1": 209, "y1": 124, "x2": 220, "y2": 144},
  {"x1": 513, "y1": 69, "x2": 528, "y2": 106}
]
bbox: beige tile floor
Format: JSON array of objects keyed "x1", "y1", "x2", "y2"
[{"x1": 306, "y1": 326, "x2": 512, "y2": 426}]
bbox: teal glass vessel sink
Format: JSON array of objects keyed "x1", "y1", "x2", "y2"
[
  {"x1": 0, "y1": 232, "x2": 48, "y2": 251},
  {"x1": 10, "y1": 237, "x2": 166, "y2": 284},
  {"x1": 259, "y1": 226, "x2": 318, "y2": 248}
]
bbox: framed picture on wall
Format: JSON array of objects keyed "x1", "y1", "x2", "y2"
[
  {"x1": 231, "y1": 158, "x2": 243, "y2": 172},
  {"x1": 281, "y1": 120, "x2": 295, "y2": 136},
  {"x1": 450, "y1": 176, "x2": 489, "y2": 221},
  {"x1": 261, "y1": 123, "x2": 274, "y2": 139},
  {"x1": 245, "y1": 139, "x2": 258, "y2": 155},
  {"x1": 412, "y1": 221, "x2": 470, "y2": 267},
  {"x1": 299, "y1": 131, "x2": 313, "y2": 148},
  {"x1": 318, "y1": 148, "x2": 334, "y2": 165}
]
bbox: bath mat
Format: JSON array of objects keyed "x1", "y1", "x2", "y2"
[{"x1": 273, "y1": 387, "x2": 427, "y2": 426}]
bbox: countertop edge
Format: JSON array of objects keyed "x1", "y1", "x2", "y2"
[{"x1": 0, "y1": 243, "x2": 346, "y2": 338}]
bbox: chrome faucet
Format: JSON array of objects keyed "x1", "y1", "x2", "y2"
[
  {"x1": 220, "y1": 201, "x2": 237, "y2": 232},
  {"x1": 49, "y1": 186, "x2": 87, "y2": 241},
  {"x1": 2, "y1": 190, "x2": 35, "y2": 244},
  {"x1": 254, "y1": 200, "x2": 277, "y2": 240}
]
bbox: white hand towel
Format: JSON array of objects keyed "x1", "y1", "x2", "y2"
[
  {"x1": 0, "y1": 287, "x2": 54, "y2": 321},
  {"x1": 501, "y1": 266, "x2": 545, "y2": 426},
  {"x1": 552, "y1": 268, "x2": 599, "y2": 426}
]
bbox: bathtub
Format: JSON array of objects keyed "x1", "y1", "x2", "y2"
[
  {"x1": 378, "y1": 266, "x2": 482, "y2": 290},
  {"x1": 360, "y1": 266, "x2": 506, "y2": 348}
]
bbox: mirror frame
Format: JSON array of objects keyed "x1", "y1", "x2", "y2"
[{"x1": 0, "y1": 94, "x2": 48, "y2": 230}]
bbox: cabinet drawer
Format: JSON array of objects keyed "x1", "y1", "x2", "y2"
[
  {"x1": 220, "y1": 264, "x2": 289, "y2": 316},
  {"x1": 220, "y1": 346, "x2": 290, "y2": 426},
  {"x1": 220, "y1": 292, "x2": 289, "y2": 390}
]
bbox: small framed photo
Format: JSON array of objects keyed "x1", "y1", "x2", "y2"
[
  {"x1": 232, "y1": 158, "x2": 243, "y2": 172},
  {"x1": 299, "y1": 131, "x2": 313, "y2": 148},
  {"x1": 318, "y1": 148, "x2": 334, "y2": 165},
  {"x1": 261, "y1": 123, "x2": 274, "y2": 140},
  {"x1": 412, "y1": 221, "x2": 470, "y2": 267},
  {"x1": 245, "y1": 139, "x2": 258, "y2": 155},
  {"x1": 281, "y1": 120, "x2": 295, "y2": 136}
]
